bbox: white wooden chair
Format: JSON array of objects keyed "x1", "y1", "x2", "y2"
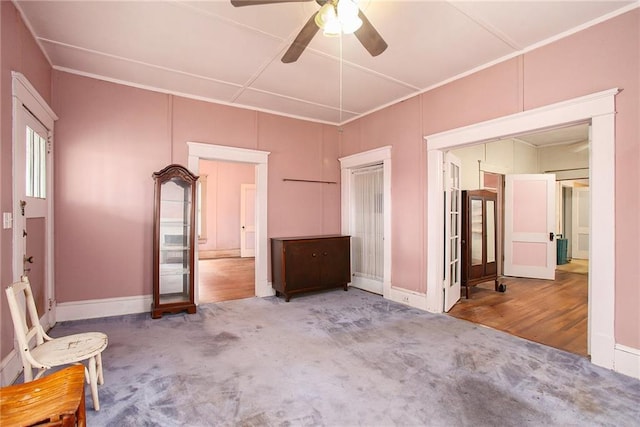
[{"x1": 5, "y1": 278, "x2": 108, "y2": 411}]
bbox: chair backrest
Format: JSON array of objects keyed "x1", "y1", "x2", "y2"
[
  {"x1": 0, "y1": 364, "x2": 86, "y2": 426},
  {"x1": 5, "y1": 278, "x2": 48, "y2": 359}
]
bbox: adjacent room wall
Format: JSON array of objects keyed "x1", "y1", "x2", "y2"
[
  {"x1": 340, "y1": 9, "x2": 639, "y2": 349},
  {"x1": 451, "y1": 139, "x2": 539, "y2": 190},
  {"x1": 0, "y1": 1, "x2": 52, "y2": 362},
  {"x1": 198, "y1": 159, "x2": 255, "y2": 254}
]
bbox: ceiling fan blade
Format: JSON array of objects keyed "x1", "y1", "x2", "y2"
[
  {"x1": 231, "y1": 0, "x2": 311, "y2": 7},
  {"x1": 354, "y1": 10, "x2": 388, "y2": 57},
  {"x1": 281, "y1": 13, "x2": 320, "y2": 63}
]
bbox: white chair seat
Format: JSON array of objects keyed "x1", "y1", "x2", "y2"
[
  {"x1": 5, "y1": 278, "x2": 108, "y2": 410},
  {"x1": 31, "y1": 332, "x2": 108, "y2": 367}
]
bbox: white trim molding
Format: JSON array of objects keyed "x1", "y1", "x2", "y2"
[
  {"x1": 424, "y1": 88, "x2": 619, "y2": 373},
  {"x1": 339, "y1": 146, "x2": 392, "y2": 299},
  {"x1": 1, "y1": 349, "x2": 23, "y2": 387},
  {"x1": 187, "y1": 142, "x2": 272, "y2": 299},
  {"x1": 614, "y1": 344, "x2": 640, "y2": 379},
  {"x1": 56, "y1": 295, "x2": 153, "y2": 322}
]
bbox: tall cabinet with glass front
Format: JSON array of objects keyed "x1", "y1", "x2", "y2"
[
  {"x1": 152, "y1": 164, "x2": 198, "y2": 319},
  {"x1": 461, "y1": 189, "x2": 498, "y2": 298}
]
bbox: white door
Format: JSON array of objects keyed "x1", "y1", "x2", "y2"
[
  {"x1": 13, "y1": 106, "x2": 54, "y2": 327},
  {"x1": 240, "y1": 183, "x2": 255, "y2": 258},
  {"x1": 572, "y1": 186, "x2": 590, "y2": 259},
  {"x1": 444, "y1": 152, "x2": 462, "y2": 311},
  {"x1": 349, "y1": 164, "x2": 384, "y2": 295},
  {"x1": 504, "y1": 174, "x2": 556, "y2": 280}
]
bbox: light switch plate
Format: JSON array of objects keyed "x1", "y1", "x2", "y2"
[{"x1": 3, "y1": 212, "x2": 12, "y2": 229}]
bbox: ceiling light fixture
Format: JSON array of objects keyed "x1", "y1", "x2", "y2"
[{"x1": 314, "y1": 0, "x2": 362, "y2": 37}]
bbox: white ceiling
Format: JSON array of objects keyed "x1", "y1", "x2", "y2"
[{"x1": 15, "y1": 0, "x2": 637, "y2": 125}]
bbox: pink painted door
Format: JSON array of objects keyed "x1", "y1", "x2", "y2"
[{"x1": 504, "y1": 174, "x2": 556, "y2": 280}]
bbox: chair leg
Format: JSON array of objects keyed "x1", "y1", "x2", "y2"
[
  {"x1": 88, "y1": 356, "x2": 100, "y2": 411},
  {"x1": 96, "y1": 352, "x2": 104, "y2": 385},
  {"x1": 22, "y1": 362, "x2": 33, "y2": 382}
]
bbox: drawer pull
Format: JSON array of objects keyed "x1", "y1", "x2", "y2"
[
  {"x1": 323, "y1": 252, "x2": 328, "y2": 256},
  {"x1": 312, "y1": 253, "x2": 317, "y2": 257}
]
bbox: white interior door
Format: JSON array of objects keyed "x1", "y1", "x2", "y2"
[
  {"x1": 13, "y1": 106, "x2": 54, "y2": 327},
  {"x1": 572, "y1": 186, "x2": 590, "y2": 260},
  {"x1": 504, "y1": 174, "x2": 556, "y2": 280},
  {"x1": 349, "y1": 164, "x2": 384, "y2": 295},
  {"x1": 444, "y1": 152, "x2": 462, "y2": 311},
  {"x1": 240, "y1": 183, "x2": 255, "y2": 258}
]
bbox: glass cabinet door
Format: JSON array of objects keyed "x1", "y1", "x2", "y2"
[{"x1": 159, "y1": 178, "x2": 191, "y2": 304}]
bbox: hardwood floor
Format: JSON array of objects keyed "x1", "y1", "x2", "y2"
[
  {"x1": 198, "y1": 257, "x2": 255, "y2": 304},
  {"x1": 448, "y1": 268, "x2": 588, "y2": 357}
]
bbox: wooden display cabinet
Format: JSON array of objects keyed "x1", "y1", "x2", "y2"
[
  {"x1": 461, "y1": 189, "x2": 499, "y2": 298},
  {"x1": 152, "y1": 164, "x2": 198, "y2": 318}
]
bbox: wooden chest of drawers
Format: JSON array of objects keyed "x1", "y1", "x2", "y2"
[{"x1": 271, "y1": 235, "x2": 351, "y2": 301}]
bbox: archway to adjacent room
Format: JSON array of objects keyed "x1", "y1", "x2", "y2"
[
  {"x1": 424, "y1": 89, "x2": 618, "y2": 371},
  {"x1": 444, "y1": 123, "x2": 591, "y2": 357},
  {"x1": 187, "y1": 142, "x2": 272, "y2": 303}
]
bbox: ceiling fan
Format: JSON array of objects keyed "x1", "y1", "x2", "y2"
[{"x1": 230, "y1": 0, "x2": 388, "y2": 63}]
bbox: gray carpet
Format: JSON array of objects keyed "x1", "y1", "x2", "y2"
[{"x1": 49, "y1": 289, "x2": 639, "y2": 426}]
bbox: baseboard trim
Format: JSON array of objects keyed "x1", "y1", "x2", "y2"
[
  {"x1": 387, "y1": 287, "x2": 428, "y2": 311},
  {"x1": 198, "y1": 249, "x2": 240, "y2": 259},
  {"x1": 614, "y1": 344, "x2": 640, "y2": 379},
  {"x1": 56, "y1": 295, "x2": 153, "y2": 322},
  {"x1": 0, "y1": 349, "x2": 22, "y2": 387}
]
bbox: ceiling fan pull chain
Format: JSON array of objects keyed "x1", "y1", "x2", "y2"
[{"x1": 339, "y1": 32, "x2": 343, "y2": 123}]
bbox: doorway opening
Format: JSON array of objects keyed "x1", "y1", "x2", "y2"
[
  {"x1": 444, "y1": 123, "x2": 590, "y2": 356},
  {"x1": 187, "y1": 142, "x2": 271, "y2": 304},
  {"x1": 425, "y1": 88, "x2": 618, "y2": 371},
  {"x1": 339, "y1": 146, "x2": 392, "y2": 299},
  {"x1": 197, "y1": 159, "x2": 255, "y2": 303}
]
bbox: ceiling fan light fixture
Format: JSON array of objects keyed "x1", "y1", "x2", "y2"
[
  {"x1": 340, "y1": 15, "x2": 362, "y2": 34},
  {"x1": 337, "y1": 0, "x2": 361, "y2": 33},
  {"x1": 315, "y1": 0, "x2": 362, "y2": 36},
  {"x1": 314, "y1": 3, "x2": 336, "y2": 29},
  {"x1": 323, "y1": 19, "x2": 342, "y2": 37}
]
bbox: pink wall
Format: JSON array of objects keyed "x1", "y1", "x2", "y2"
[
  {"x1": 0, "y1": 2, "x2": 52, "y2": 361},
  {"x1": 51, "y1": 71, "x2": 341, "y2": 304},
  {"x1": 198, "y1": 160, "x2": 255, "y2": 251},
  {"x1": 341, "y1": 9, "x2": 640, "y2": 348}
]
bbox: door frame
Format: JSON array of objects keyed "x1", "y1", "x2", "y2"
[
  {"x1": 12, "y1": 72, "x2": 58, "y2": 327},
  {"x1": 425, "y1": 88, "x2": 618, "y2": 371},
  {"x1": 339, "y1": 146, "x2": 392, "y2": 299},
  {"x1": 187, "y1": 142, "x2": 271, "y2": 301}
]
